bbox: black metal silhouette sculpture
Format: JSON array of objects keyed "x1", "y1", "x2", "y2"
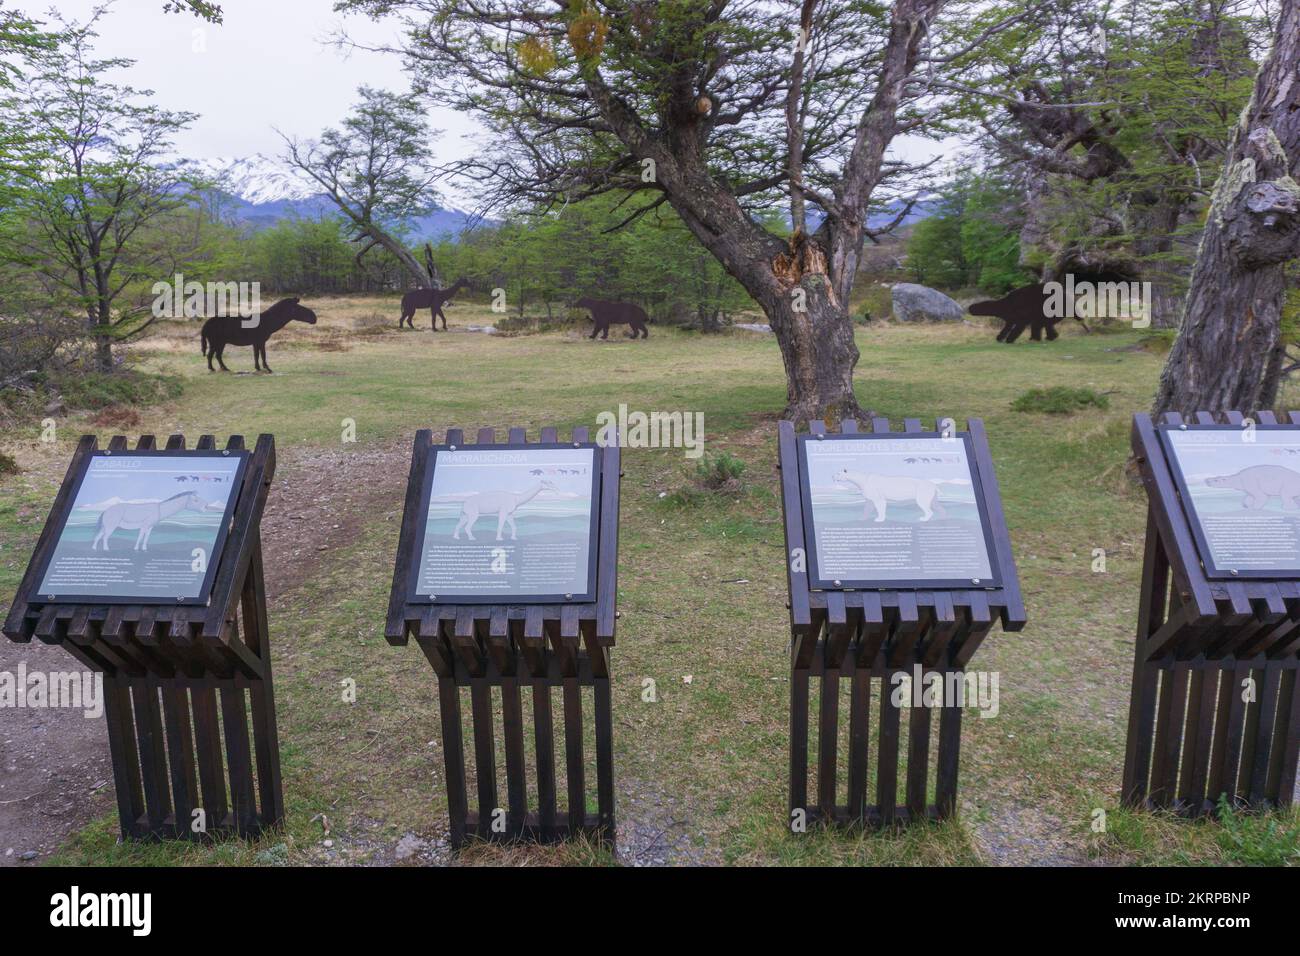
[
  {"x1": 575, "y1": 296, "x2": 649, "y2": 340},
  {"x1": 399, "y1": 278, "x2": 468, "y2": 330},
  {"x1": 967, "y1": 284, "x2": 1084, "y2": 343},
  {"x1": 201, "y1": 297, "x2": 317, "y2": 372}
]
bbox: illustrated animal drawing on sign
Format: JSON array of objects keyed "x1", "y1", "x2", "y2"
[
  {"x1": 201, "y1": 297, "x2": 317, "y2": 372},
  {"x1": 575, "y1": 296, "x2": 650, "y2": 339},
  {"x1": 92, "y1": 492, "x2": 208, "y2": 551},
  {"x1": 833, "y1": 470, "x2": 970, "y2": 522},
  {"x1": 400, "y1": 278, "x2": 468, "y2": 330},
  {"x1": 968, "y1": 284, "x2": 1088, "y2": 344},
  {"x1": 1205, "y1": 465, "x2": 1300, "y2": 510},
  {"x1": 452, "y1": 480, "x2": 557, "y2": 541}
]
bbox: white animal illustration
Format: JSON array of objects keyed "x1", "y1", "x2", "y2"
[
  {"x1": 91, "y1": 492, "x2": 208, "y2": 551},
  {"x1": 452, "y1": 480, "x2": 557, "y2": 541},
  {"x1": 832, "y1": 469, "x2": 968, "y2": 522}
]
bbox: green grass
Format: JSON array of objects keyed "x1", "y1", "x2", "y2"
[{"x1": 2, "y1": 295, "x2": 1296, "y2": 866}]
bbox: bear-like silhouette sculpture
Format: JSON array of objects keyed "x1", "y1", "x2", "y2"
[
  {"x1": 200, "y1": 297, "x2": 317, "y2": 372},
  {"x1": 575, "y1": 296, "x2": 649, "y2": 339},
  {"x1": 399, "y1": 278, "x2": 468, "y2": 331},
  {"x1": 968, "y1": 284, "x2": 1083, "y2": 343}
]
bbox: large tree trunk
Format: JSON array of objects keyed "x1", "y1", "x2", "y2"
[
  {"x1": 1153, "y1": 0, "x2": 1300, "y2": 416},
  {"x1": 760, "y1": 258, "x2": 862, "y2": 424},
  {"x1": 680, "y1": 201, "x2": 864, "y2": 424}
]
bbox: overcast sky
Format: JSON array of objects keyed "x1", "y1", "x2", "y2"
[
  {"x1": 43, "y1": 0, "x2": 947, "y2": 205},
  {"x1": 46, "y1": 0, "x2": 484, "y2": 163}
]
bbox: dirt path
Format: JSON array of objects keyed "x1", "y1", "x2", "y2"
[{"x1": 0, "y1": 639, "x2": 113, "y2": 866}]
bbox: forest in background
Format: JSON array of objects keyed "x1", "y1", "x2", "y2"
[{"x1": 0, "y1": 0, "x2": 1298, "y2": 418}]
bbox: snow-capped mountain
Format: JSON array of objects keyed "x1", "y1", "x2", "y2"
[
  {"x1": 193, "y1": 155, "x2": 320, "y2": 205},
  {"x1": 193, "y1": 155, "x2": 479, "y2": 240}
]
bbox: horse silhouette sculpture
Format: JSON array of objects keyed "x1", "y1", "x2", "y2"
[
  {"x1": 201, "y1": 297, "x2": 317, "y2": 372},
  {"x1": 92, "y1": 492, "x2": 208, "y2": 551},
  {"x1": 400, "y1": 278, "x2": 468, "y2": 330},
  {"x1": 575, "y1": 296, "x2": 649, "y2": 339}
]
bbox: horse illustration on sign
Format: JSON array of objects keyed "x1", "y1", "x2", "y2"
[
  {"x1": 92, "y1": 492, "x2": 209, "y2": 551},
  {"x1": 452, "y1": 480, "x2": 558, "y2": 541}
]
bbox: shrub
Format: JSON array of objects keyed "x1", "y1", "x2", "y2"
[
  {"x1": 695, "y1": 451, "x2": 746, "y2": 490},
  {"x1": 1011, "y1": 386, "x2": 1109, "y2": 415},
  {"x1": 58, "y1": 370, "x2": 183, "y2": 411},
  {"x1": 0, "y1": 449, "x2": 17, "y2": 476}
]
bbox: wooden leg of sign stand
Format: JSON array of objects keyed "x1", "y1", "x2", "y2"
[
  {"x1": 98, "y1": 566, "x2": 283, "y2": 842},
  {"x1": 434, "y1": 634, "x2": 615, "y2": 851}
]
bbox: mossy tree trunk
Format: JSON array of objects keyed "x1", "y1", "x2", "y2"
[{"x1": 1153, "y1": 0, "x2": 1300, "y2": 416}]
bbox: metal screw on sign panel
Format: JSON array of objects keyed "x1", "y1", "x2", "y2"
[
  {"x1": 573, "y1": 442, "x2": 580, "y2": 448},
  {"x1": 449, "y1": 445, "x2": 456, "y2": 451},
  {"x1": 105, "y1": 450, "x2": 112, "y2": 456},
  {"x1": 833, "y1": 579, "x2": 841, "y2": 587},
  {"x1": 565, "y1": 593, "x2": 573, "y2": 600},
  {"x1": 223, "y1": 450, "x2": 230, "y2": 456},
  {"x1": 177, "y1": 596, "x2": 184, "y2": 603},
  {"x1": 430, "y1": 595, "x2": 436, "y2": 601},
  {"x1": 46, "y1": 594, "x2": 54, "y2": 601},
  {"x1": 1179, "y1": 424, "x2": 1187, "y2": 430},
  {"x1": 817, "y1": 434, "x2": 824, "y2": 440},
  {"x1": 1230, "y1": 569, "x2": 1239, "y2": 576},
  {"x1": 972, "y1": 578, "x2": 981, "y2": 585}
]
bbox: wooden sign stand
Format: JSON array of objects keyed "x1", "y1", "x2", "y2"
[
  {"x1": 777, "y1": 417, "x2": 1025, "y2": 826},
  {"x1": 386, "y1": 426, "x2": 621, "y2": 849},
  {"x1": 2, "y1": 433, "x2": 284, "y2": 841},
  {"x1": 1126, "y1": 411, "x2": 1300, "y2": 814}
]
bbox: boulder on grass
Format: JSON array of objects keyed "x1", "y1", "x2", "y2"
[{"x1": 890, "y1": 283, "x2": 965, "y2": 322}]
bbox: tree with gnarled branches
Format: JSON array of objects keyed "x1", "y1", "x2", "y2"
[
  {"x1": 337, "y1": 0, "x2": 1003, "y2": 424},
  {"x1": 280, "y1": 86, "x2": 445, "y2": 291},
  {"x1": 1153, "y1": 0, "x2": 1300, "y2": 416}
]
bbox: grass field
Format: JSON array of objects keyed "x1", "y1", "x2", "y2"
[{"x1": 1, "y1": 294, "x2": 1297, "y2": 866}]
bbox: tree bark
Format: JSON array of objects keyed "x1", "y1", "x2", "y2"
[{"x1": 1153, "y1": 0, "x2": 1300, "y2": 416}]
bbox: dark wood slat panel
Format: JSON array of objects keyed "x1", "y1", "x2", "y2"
[
  {"x1": 190, "y1": 687, "x2": 228, "y2": 827},
  {"x1": 877, "y1": 678, "x2": 901, "y2": 824},
  {"x1": 220, "y1": 687, "x2": 257, "y2": 834},
  {"x1": 438, "y1": 678, "x2": 468, "y2": 848},
  {"x1": 562, "y1": 677, "x2": 585, "y2": 831},
  {"x1": 846, "y1": 667, "x2": 871, "y2": 821},
  {"x1": 469, "y1": 679, "x2": 498, "y2": 829}
]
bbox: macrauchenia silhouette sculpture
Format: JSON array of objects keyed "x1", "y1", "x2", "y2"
[
  {"x1": 575, "y1": 296, "x2": 650, "y2": 340},
  {"x1": 399, "y1": 278, "x2": 468, "y2": 331},
  {"x1": 200, "y1": 297, "x2": 317, "y2": 372}
]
